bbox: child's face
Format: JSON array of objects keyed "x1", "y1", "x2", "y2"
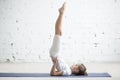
[{"x1": 70, "y1": 64, "x2": 82, "y2": 74}]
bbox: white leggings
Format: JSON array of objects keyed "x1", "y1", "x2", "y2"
[{"x1": 49, "y1": 35, "x2": 61, "y2": 57}]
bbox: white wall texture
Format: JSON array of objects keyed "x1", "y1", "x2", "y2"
[{"x1": 0, "y1": 0, "x2": 120, "y2": 63}]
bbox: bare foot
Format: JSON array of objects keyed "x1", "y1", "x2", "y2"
[{"x1": 59, "y1": 2, "x2": 66, "y2": 14}]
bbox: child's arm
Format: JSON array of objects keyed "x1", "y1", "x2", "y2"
[{"x1": 50, "y1": 57, "x2": 63, "y2": 76}]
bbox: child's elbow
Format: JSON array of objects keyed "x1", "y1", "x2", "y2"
[{"x1": 50, "y1": 72, "x2": 56, "y2": 76}]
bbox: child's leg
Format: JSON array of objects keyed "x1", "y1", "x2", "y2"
[
  {"x1": 55, "y1": 3, "x2": 66, "y2": 36},
  {"x1": 49, "y1": 3, "x2": 66, "y2": 59}
]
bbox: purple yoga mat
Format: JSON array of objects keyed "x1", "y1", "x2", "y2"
[{"x1": 0, "y1": 72, "x2": 111, "y2": 78}]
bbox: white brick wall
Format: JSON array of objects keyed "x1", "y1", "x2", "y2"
[{"x1": 0, "y1": 0, "x2": 120, "y2": 63}]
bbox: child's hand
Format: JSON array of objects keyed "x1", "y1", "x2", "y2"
[{"x1": 51, "y1": 57, "x2": 58, "y2": 64}]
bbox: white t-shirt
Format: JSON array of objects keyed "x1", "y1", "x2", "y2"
[
  {"x1": 49, "y1": 35, "x2": 71, "y2": 76},
  {"x1": 56, "y1": 56, "x2": 71, "y2": 76}
]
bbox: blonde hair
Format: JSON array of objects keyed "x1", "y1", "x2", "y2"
[{"x1": 75, "y1": 64, "x2": 87, "y2": 75}]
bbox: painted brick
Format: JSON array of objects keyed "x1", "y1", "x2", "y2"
[{"x1": 0, "y1": 0, "x2": 120, "y2": 62}]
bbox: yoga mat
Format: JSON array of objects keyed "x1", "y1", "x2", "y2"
[{"x1": 0, "y1": 72, "x2": 111, "y2": 78}]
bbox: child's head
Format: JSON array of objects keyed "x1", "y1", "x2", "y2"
[{"x1": 70, "y1": 63, "x2": 87, "y2": 75}]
